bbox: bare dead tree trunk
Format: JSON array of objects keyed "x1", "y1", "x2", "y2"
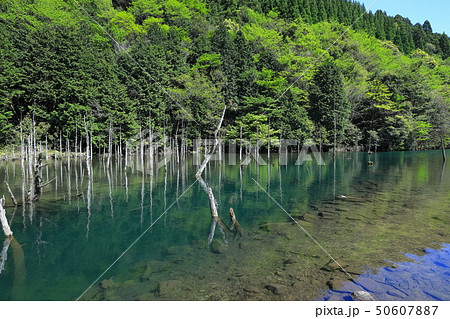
[
  {"x1": 125, "y1": 145, "x2": 128, "y2": 169},
  {"x1": 267, "y1": 117, "x2": 270, "y2": 163},
  {"x1": 28, "y1": 154, "x2": 55, "y2": 202},
  {"x1": 441, "y1": 135, "x2": 446, "y2": 162},
  {"x1": 208, "y1": 187, "x2": 218, "y2": 219},
  {"x1": 333, "y1": 107, "x2": 337, "y2": 158},
  {"x1": 149, "y1": 127, "x2": 154, "y2": 176},
  {"x1": 34, "y1": 154, "x2": 44, "y2": 199},
  {"x1": 195, "y1": 106, "x2": 226, "y2": 179},
  {"x1": 75, "y1": 119, "x2": 78, "y2": 159},
  {"x1": 163, "y1": 127, "x2": 167, "y2": 173},
  {"x1": 79, "y1": 133, "x2": 82, "y2": 160},
  {"x1": 181, "y1": 125, "x2": 186, "y2": 163},
  {"x1": 66, "y1": 137, "x2": 71, "y2": 159},
  {"x1": 45, "y1": 136, "x2": 48, "y2": 160},
  {"x1": 239, "y1": 126, "x2": 243, "y2": 164},
  {"x1": 0, "y1": 196, "x2": 13, "y2": 237},
  {"x1": 195, "y1": 106, "x2": 229, "y2": 245},
  {"x1": 205, "y1": 185, "x2": 229, "y2": 245},
  {"x1": 59, "y1": 130, "x2": 62, "y2": 158},
  {"x1": 107, "y1": 119, "x2": 112, "y2": 168},
  {"x1": 278, "y1": 130, "x2": 282, "y2": 166},
  {"x1": 84, "y1": 116, "x2": 91, "y2": 173},
  {"x1": 119, "y1": 125, "x2": 122, "y2": 158},
  {"x1": 4, "y1": 181, "x2": 18, "y2": 206},
  {"x1": 20, "y1": 121, "x2": 25, "y2": 180},
  {"x1": 90, "y1": 132, "x2": 93, "y2": 163}
]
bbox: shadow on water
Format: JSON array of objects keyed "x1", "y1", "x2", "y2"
[{"x1": 0, "y1": 150, "x2": 448, "y2": 300}]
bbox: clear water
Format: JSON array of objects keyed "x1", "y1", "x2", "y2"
[
  {"x1": 0, "y1": 150, "x2": 448, "y2": 300},
  {"x1": 322, "y1": 244, "x2": 450, "y2": 301}
]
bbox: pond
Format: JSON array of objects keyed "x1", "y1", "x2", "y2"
[{"x1": 0, "y1": 150, "x2": 449, "y2": 300}]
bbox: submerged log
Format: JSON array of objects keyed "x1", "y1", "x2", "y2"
[
  {"x1": 10, "y1": 237, "x2": 25, "y2": 299},
  {"x1": 195, "y1": 105, "x2": 229, "y2": 246},
  {"x1": 207, "y1": 187, "x2": 218, "y2": 219},
  {"x1": 0, "y1": 196, "x2": 13, "y2": 237},
  {"x1": 207, "y1": 186, "x2": 229, "y2": 232}
]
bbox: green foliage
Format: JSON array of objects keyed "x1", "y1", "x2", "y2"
[
  {"x1": 1, "y1": 0, "x2": 449, "y2": 152},
  {"x1": 169, "y1": 70, "x2": 225, "y2": 137},
  {"x1": 309, "y1": 60, "x2": 351, "y2": 147},
  {"x1": 226, "y1": 113, "x2": 279, "y2": 147},
  {"x1": 110, "y1": 10, "x2": 145, "y2": 40}
]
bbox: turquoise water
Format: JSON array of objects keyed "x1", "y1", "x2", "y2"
[{"x1": 0, "y1": 150, "x2": 449, "y2": 300}]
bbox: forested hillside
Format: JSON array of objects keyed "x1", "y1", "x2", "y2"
[{"x1": 1, "y1": 0, "x2": 449, "y2": 153}]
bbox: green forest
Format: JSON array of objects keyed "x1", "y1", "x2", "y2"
[{"x1": 1, "y1": 0, "x2": 449, "y2": 153}]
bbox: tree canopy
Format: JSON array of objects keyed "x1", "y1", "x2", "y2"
[{"x1": 0, "y1": 0, "x2": 449, "y2": 151}]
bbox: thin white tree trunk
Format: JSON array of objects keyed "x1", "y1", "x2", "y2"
[
  {"x1": 75, "y1": 120, "x2": 78, "y2": 159},
  {"x1": 20, "y1": 121, "x2": 25, "y2": 180},
  {"x1": 107, "y1": 119, "x2": 112, "y2": 167},
  {"x1": 195, "y1": 106, "x2": 226, "y2": 178},
  {"x1": 84, "y1": 115, "x2": 90, "y2": 164},
  {"x1": 59, "y1": 131, "x2": 62, "y2": 158},
  {"x1": 441, "y1": 135, "x2": 446, "y2": 162}
]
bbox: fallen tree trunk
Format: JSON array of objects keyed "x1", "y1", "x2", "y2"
[
  {"x1": 206, "y1": 184, "x2": 229, "y2": 245},
  {"x1": 208, "y1": 187, "x2": 218, "y2": 219},
  {"x1": 0, "y1": 196, "x2": 13, "y2": 237},
  {"x1": 207, "y1": 186, "x2": 228, "y2": 229},
  {"x1": 5, "y1": 181, "x2": 18, "y2": 206},
  {"x1": 195, "y1": 106, "x2": 230, "y2": 246}
]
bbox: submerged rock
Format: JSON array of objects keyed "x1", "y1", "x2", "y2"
[
  {"x1": 301, "y1": 214, "x2": 320, "y2": 223},
  {"x1": 141, "y1": 260, "x2": 166, "y2": 281},
  {"x1": 326, "y1": 278, "x2": 346, "y2": 290},
  {"x1": 243, "y1": 286, "x2": 261, "y2": 294},
  {"x1": 166, "y1": 245, "x2": 193, "y2": 256},
  {"x1": 318, "y1": 212, "x2": 335, "y2": 219},
  {"x1": 341, "y1": 266, "x2": 363, "y2": 275},
  {"x1": 100, "y1": 278, "x2": 117, "y2": 290},
  {"x1": 283, "y1": 258, "x2": 297, "y2": 266},
  {"x1": 157, "y1": 280, "x2": 183, "y2": 298},
  {"x1": 265, "y1": 284, "x2": 288, "y2": 295},
  {"x1": 210, "y1": 240, "x2": 228, "y2": 254},
  {"x1": 321, "y1": 260, "x2": 349, "y2": 272}
]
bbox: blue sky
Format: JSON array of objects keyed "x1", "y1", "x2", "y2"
[{"x1": 359, "y1": 0, "x2": 449, "y2": 34}]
